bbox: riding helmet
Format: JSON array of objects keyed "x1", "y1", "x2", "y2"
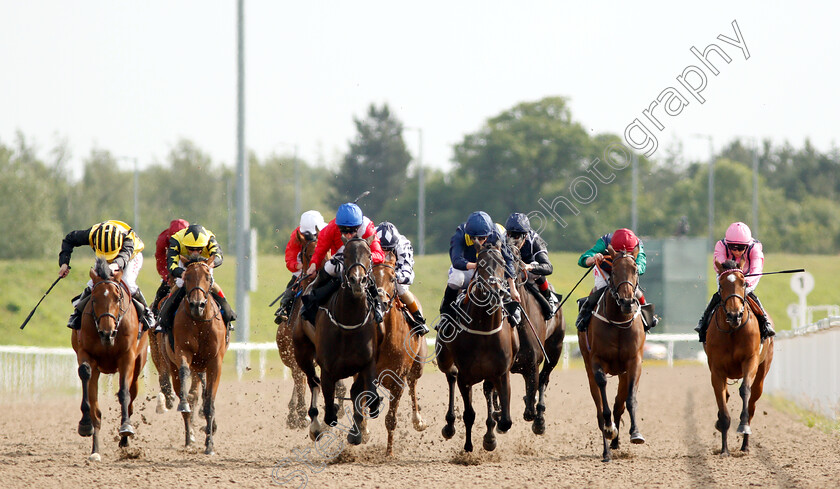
[
  {"x1": 90, "y1": 221, "x2": 126, "y2": 261},
  {"x1": 611, "y1": 228, "x2": 639, "y2": 252},
  {"x1": 724, "y1": 222, "x2": 752, "y2": 245},
  {"x1": 376, "y1": 222, "x2": 400, "y2": 251},
  {"x1": 182, "y1": 224, "x2": 211, "y2": 248},
  {"x1": 335, "y1": 203, "x2": 364, "y2": 227},
  {"x1": 504, "y1": 213, "x2": 531, "y2": 234},
  {"x1": 465, "y1": 211, "x2": 493, "y2": 237}
]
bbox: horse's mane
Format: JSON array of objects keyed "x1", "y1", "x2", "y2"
[
  {"x1": 93, "y1": 257, "x2": 113, "y2": 280},
  {"x1": 185, "y1": 255, "x2": 206, "y2": 266},
  {"x1": 721, "y1": 259, "x2": 738, "y2": 270}
]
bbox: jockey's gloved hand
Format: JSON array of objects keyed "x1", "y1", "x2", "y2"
[{"x1": 172, "y1": 267, "x2": 185, "y2": 278}]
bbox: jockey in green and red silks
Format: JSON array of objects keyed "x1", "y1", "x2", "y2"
[{"x1": 696, "y1": 221, "x2": 774, "y2": 342}]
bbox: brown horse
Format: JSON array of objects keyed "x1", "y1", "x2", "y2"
[
  {"x1": 293, "y1": 237, "x2": 381, "y2": 445},
  {"x1": 437, "y1": 241, "x2": 519, "y2": 452},
  {"x1": 275, "y1": 232, "x2": 345, "y2": 428},
  {"x1": 508, "y1": 245, "x2": 566, "y2": 435},
  {"x1": 370, "y1": 251, "x2": 429, "y2": 456},
  {"x1": 705, "y1": 260, "x2": 774, "y2": 455},
  {"x1": 163, "y1": 256, "x2": 228, "y2": 455},
  {"x1": 71, "y1": 258, "x2": 149, "y2": 461},
  {"x1": 578, "y1": 247, "x2": 646, "y2": 462}
]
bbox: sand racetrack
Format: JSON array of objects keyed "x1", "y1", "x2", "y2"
[{"x1": 1, "y1": 362, "x2": 838, "y2": 488}]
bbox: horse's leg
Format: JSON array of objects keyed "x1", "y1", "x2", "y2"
[
  {"x1": 534, "y1": 330, "x2": 563, "y2": 435},
  {"x1": 116, "y1": 353, "x2": 137, "y2": 442},
  {"x1": 522, "y1": 361, "x2": 539, "y2": 424},
  {"x1": 382, "y1": 373, "x2": 405, "y2": 457},
  {"x1": 287, "y1": 366, "x2": 308, "y2": 429},
  {"x1": 151, "y1": 334, "x2": 176, "y2": 412},
  {"x1": 203, "y1": 359, "x2": 222, "y2": 455},
  {"x1": 335, "y1": 378, "x2": 348, "y2": 414},
  {"x1": 482, "y1": 381, "x2": 497, "y2": 452},
  {"x1": 625, "y1": 356, "x2": 645, "y2": 445},
  {"x1": 736, "y1": 357, "x2": 761, "y2": 448},
  {"x1": 611, "y1": 373, "x2": 629, "y2": 451},
  {"x1": 344, "y1": 374, "x2": 365, "y2": 446},
  {"x1": 710, "y1": 369, "x2": 731, "y2": 456},
  {"x1": 176, "y1": 359, "x2": 194, "y2": 448},
  {"x1": 588, "y1": 360, "x2": 614, "y2": 462},
  {"x1": 321, "y1": 371, "x2": 338, "y2": 428},
  {"x1": 77, "y1": 362, "x2": 94, "y2": 438},
  {"x1": 300, "y1": 359, "x2": 323, "y2": 441},
  {"x1": 408, "y1": 360, "x2": 428, "y2": 431},
  {"x1": 496, "y1": 371, "x2": 514, "y2": 434},
  {"x1": 188, "y1": 373, "x2": 203, "y2": 429},
  {"x1": 457, "y1": 378, "x2": 475, "y2": 452},
  {"x1": 441, "y1": 371, "x2": 457, "y2": 439},
  {"x1": 120, "y1": 350, "x2": 144, "y2": 448}
]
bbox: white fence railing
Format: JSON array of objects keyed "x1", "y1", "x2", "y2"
[
  {"x1": 765, "y1": 315, "x2": 840, "y2": 419},
  {"x1": 0, "y1": 333, "x2": 699, "y2": 398}
]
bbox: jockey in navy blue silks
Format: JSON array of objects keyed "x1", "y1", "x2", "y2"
[
  {"x1": 437, "y1": 211, "x2": 521, "y2": 330},
  {"x1": 505, "y1": 212, "x2": 559, "y2": 317}
]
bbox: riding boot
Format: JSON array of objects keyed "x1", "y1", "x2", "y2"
[
  {"x1": 67, "y1": 287, "x2": 92, "y2": 330},
  {"x1": 695, "y1": 292, "x2": 721, "y2": 343},
  {"x1": 152, "y1": 280, "x2": 171, "y2": 315},
  {"x1": 541, "y1": 286, "x2": 558, "y2": 315},
  {"x1": 575, "y1": 289, "x2": 604, "y2": 333},
  {"x1": 748, "y1": 291, "x2": 775, "y2": 339},
  {"x1": 211, "y1": 292, "x2": 237, "y2": 332},
  {"x1": 274, "y1": 276, "x2": 298, "y2": 325},
  {"x1": 640, "y1": 303, "x2": 658, "y2": 332},
  {"x1": 436, "y1": 286, "x2": 461, "y2": 331},
  {"x1": 301, "y1": 269, "x2": 339, "y2": 324},
  {"x1": 157, "y1": 285, "x2": 185, "y2": 334},
  {"x1": 504, "y1": 300, "x2": 522, "y2": 328},
  {"x1": 366, "y1": 280, "x2": 384, "y2": 324},
  {"x1": 131, "y1": 289, "x2": 156, "y2": 333}
]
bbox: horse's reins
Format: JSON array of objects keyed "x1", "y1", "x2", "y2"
[
  {"x1": 319, "y1": 239, "x2": 374, "y2": 330},
  {"x1": 89, "y1": 279, "x2": 129, "y2": 338},
  {"x1": 458, "y1": 248, "x2": 506, "y2": 336},
  {"x1": 591, "y1": 254, "x2": 642, "y2": 329},
  {"x1": 184, "y1": 261, "x2": 221, "y2": 323}
]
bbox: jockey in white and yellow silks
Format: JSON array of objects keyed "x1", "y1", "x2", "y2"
[
  {"x1": 58, "y1": 220, "x2": 155, "y2": 331},
  {"x1": 156, "y1": 224, "x2": 236, "y2": 333}
]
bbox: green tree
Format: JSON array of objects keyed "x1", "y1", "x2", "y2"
[{"x1": 331, "y1": 104, "x2": 412, "y2": 217}]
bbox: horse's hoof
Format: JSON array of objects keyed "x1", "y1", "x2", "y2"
[
  {"x1": 720, "y1": 450, "x2": 730, "y2": 457},
  {"x1": 412, "y1": 416, "x2": 429, "y2": 432},
  {"x1": 630, "y1": 432, "x2": 645, "y2": 444},
  {"x1": 166, "y1": 395, "x2": 177, "y2": 410},
  {"x1": 736, "y1": 424, "x2": 751, "y2": 435},
  {"x1": 347, "y1": 431, "x2": 363, "y2": 446},
  {"x1": 78, "y1": 422, "x2": 94, "y2": 437},
  {"x1": 483, "y1": 435, "x2": 497, "y2": 452},
  {"x1": 715, "y1": 420, "x2": 727, "y2": 432},
  {"x1": 492, "y1": 411, "x2": 502, "y2": 423},
  {"x1": 441, "y1": 424, "x2": 455, "y2": 440},
  {"x1": 88, "y1": 453, "x2": 101, "y2": 462},
  {"x1": 119, "y1": 423, "x2": 135, "y2": 437},
  {"x1": 464, "y1": 442, "x2": 473, "y2": 453},
  {"x1": 497, "y1": 419, "x2": 512, "y2": 434},
  {"x1": 177, "y1": 401, "x2": 191, "y2": 413},
  {"x1": 602, "y1": 456, "x2": 611, "y2": 463},
  {"x1": 308, "y1": 420, "x2": 323, "y2": 441},
  {"x1": 604, "y1": 424, "x2": 618, "y2": 440},
  {"x1": 532, "y1": 418, "x2": 546, "y2": 435},
  {"x1": 205, "y1": 447, "x2": 215, "y2": 455}
]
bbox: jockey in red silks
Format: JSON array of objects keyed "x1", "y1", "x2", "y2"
[
  {"x1": 152, "y1": 219, "x2": 189, "y2": 313},
  {"x1": 695, "y1": 221, "x2": 775, "y2": 343},
  {"x1": 300, "y1": 203, "x2": 386, "y2": 324},
  {"x1": 575, "y1": 228, "x2": 657, "y2": 332},
  {"x1": 273, "y1": 210, "x2": 328, "y2": 324}
]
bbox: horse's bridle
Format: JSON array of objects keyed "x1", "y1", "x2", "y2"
[
  {"x1": 464, "y1": 247, "x2": 506, "y2": 321},
  {"x1": 184, "y1": 261, "x2": 219, "y2": 321},
  {"x1": 340, "y1": 238, "x2": 372, "y2": 290},
  {"x1": 607, "y1": 253, "x2": 639, "y2": 305},
  {"x1": 717, "y1": 268, "x2": 750, "y2": 331},
  {"x1": 89, "y1": 279, "x2": 128, "y2": 338},
  {"x1": 372, "y1": 261, "x2": 397, "y2": 312}
]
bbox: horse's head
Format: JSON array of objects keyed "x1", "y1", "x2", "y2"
[
  {"x1": 716, "y1": 259, "x2": 746, "y2": 327},
  {"x1": 183, "y1": 255, "x2": 214, "y2": 318},
  {"x1": 342, "y1": 237, "x2": 372, "y2": 299},
  {"x1": 608, "y1": 246, "x2": 639, "y2": 315},
  {"x1": 469, "y1": 241, "x2": 506, "y2": 308},
  {"x1": 88, "y1": 258, "x2": 128, "y2": 346},
  {"x1": 300, "y1": 230, "x2": 319, "y2": 270},
  {"x1": 372, "y1": 251, "x2": 397, "y2": 310}
]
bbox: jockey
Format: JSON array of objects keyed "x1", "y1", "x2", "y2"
[
  {"x1": 575, "y1": 228, "x2": 657, "y2": 332},
  {"x1": 504, "y1": 212, "x2": 559, "y2": 317},
  {"x1": 151, "y1": 219, "x2": 189, "y2": 316},
  {"x1": 300, "y1": 203, "x2": 386, "y2": 324},
  {"x1": 58, "y1": 220, "x2": 155, "y2": 332},
  {"x1": 438, "y1": 211, "x2": 521, "y2": 330},
  {"x1": 157, "y1": 224, "x2": 237, "y2": 333},
  {"x1": 375, "y1": 221, "x2": 429, "y2": 335},
  {"x1": 273, "y1": 210, "x2": 328, "y2": 324},
  {"x1": 695, "y1": 222, "x2": 775, "y2": 342}
]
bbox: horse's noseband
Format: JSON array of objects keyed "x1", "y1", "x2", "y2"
[
  {"x1": 185, "y1": 262, "x2": 216, "y2": 320},
  {"x1": 90, "y1": 279, "x2": 128, "y2": 338},
  {"x1": 719, "y1": 269, "x2": 749, "y2": 330},
  {"x1": 608, "y1": 254, "x2": 639, "y2": 306}
]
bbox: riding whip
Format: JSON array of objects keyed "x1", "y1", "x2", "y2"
[
  {"x1": 556, "y1": 266, "x2": 593, "y2": 310},
  {"x1": 518, "y1": 305, "x2": 550, "y2": 361},
  {"x1": 744, "y1": 268, "x2": 805, "y2": 277},
  {"x1": 353, "y1": 190, "x2": 371, "y2": 203},
  {"x1": 269, "y1": 272, "x2": 309, "y2": 307},
  {"x1": 19, "y1": 276, "x2": 63, "y2": 330}
]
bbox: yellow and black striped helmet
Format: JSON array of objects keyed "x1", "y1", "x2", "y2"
[
  {"x1": 91, "y1": 222, "x2": 125, "y2": 261},
  {"x1": 182, "y1": 224, "x2": 210, "y2": 249}
]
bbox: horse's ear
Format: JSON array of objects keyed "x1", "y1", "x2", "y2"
[
  {"x1": 366, "y1": 234, "x2": 374, "y2": 246},
  {"x1": 205, "y1": 256, "x2": 215, "y2": 268},
  {"x1": 607, "y1": 244, "x2": 616, "y2": 257},
  {"x1": 632, "y1": 246, "x2": 639, "y2": 259},
  {"x1": 341, "y1": 234, "x2": 350, "y2": 245},
  {"x1": 112, "y1": 267, "x2": 123, "y2": 281},
  {"x1": 89, "y1": 267, "x2": 97, "y2": 281},
  {"x1": 713, "y1": 259, "x2": 723, "y2": 274}
]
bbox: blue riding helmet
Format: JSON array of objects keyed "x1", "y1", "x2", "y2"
[
  {"x1": 376, "y1": 222, "x2": 400, "y2": 251},
  {"x1": 335, "y1": 203, "x2": 363, "y2": 227},
  {"x1": 504, "y1": 213, "x2": 531, "y2": 234},
  {"x1": 464, "y1": 211, "x2": 493, "y2": 237}
]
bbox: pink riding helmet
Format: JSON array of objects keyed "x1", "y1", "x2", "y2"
[{"x1": 724, "y1": 222, "x2": 752, "y2": 245}]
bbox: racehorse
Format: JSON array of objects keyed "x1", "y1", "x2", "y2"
[
  {"x1": 163, "y1": 256, "x2": 228, "y2": 455},
  {"x1": 578, "y1": 247, "x2": 646, "y2": 462},
  {"x1": 370, "y1": 251, "x2": 429, "y2": 456},
  {"x1": 437, "y1": 241, "x2": 519, "y2": 452},
  {"x1": 705, "y1": 259, "x2": 774, "y2": 456},
  {"x1": 293, "y1": 237, "x2": 381, "y2": 445},
  {"x1": 71, "y1": 258, "x2": 148, "y2": 461},
  {"x1": 508, "y1": 244, "x2": 566, "y2": 435}
]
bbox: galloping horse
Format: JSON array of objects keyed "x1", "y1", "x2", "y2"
[
  {"x1": 71, "y1": 258, "x2": 148, "y2": 461},
  {"x1": 293, "y1": 237, "x2": 381, "y2": 445},
  {"x1": 371, "y1": 251, "x2": 429, "y2": 456},
  {"x1": 705, "y1": 259, "x2": 774, "y2": 455},
  {"x1": 578, "y1": 247, "x2": 646, "y2": 462},
  {"x1": 163, "y1": 256, "x2": 228, "y2": 455},
  {"x1": 508, "y1": 244, "x2": 566, "y2": 435},
  {"x1": 437, "y1": 241, "x2": 519, "y2": 452}
]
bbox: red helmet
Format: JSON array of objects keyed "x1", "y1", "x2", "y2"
[{"x1": 611, "y1": 228, "x2": 639, "y2": 252}]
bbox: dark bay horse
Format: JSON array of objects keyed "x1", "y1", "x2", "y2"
[
  {"x1": 371, "y1": 251, "x2": 429, "y2": 456},
  {"x1": 508, "y1": 245, "x2": 566, "y2": 435},
  {"x1": 71, "y1": 258, "x2": 148, "y2": 461},
  {"x1": 705, "y1": 260, "x2": 774, "y2": 455},
  {"x1": 162, "y1": 256, "x2": 228, "y2": 455},
  {"x1": 578, "y1": 247, "x2": 646, "y2": 462},
  {"x1": 293, "y1": 237, "x2": 381, "y2": 445},
  {"x1": 437, "y1": 241, "x2": 519, "y2": 452}
]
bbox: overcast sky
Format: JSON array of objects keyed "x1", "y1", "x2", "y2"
[{"x1": 2, "y1": 1, "x2": 837, "y2": 179}]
